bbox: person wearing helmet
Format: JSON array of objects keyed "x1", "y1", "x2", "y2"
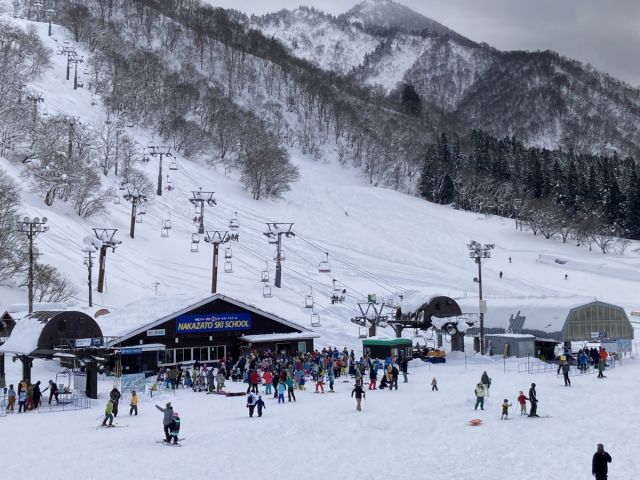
[
  {"x1": 155, "y1": 402, "x2": 174, "y2": 442},
  {"x1": 169, "y1": 411, "x2": 181, "y2": 444},
  {"x1": 129, "y1": 391, "x2": 138, "y2": 416},
  {"x1": 528, "y1": 383, "x2": 539, "y2": 417}
]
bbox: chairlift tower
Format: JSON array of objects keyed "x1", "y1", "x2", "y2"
[
  {"x1": 148, "y1": 145, "x2": 172, "y2": 196},
  {"x1": 59, "y1": 46, "x2": 76, "y2": 81},
  {"x1": 82, "y1": 247, "x2": 95, "y2": 307},
  {"x1": 467, "y1": 240, "x2": 494, "y2": 355},
  {"x1": 68, "y1": 54, "x2": 83, "y2": 90},
  {"x1": 92, "y1": 228, "x2": 121, "y2": 293},
  {"x1": 42, "y1": 7, "x2": 56, "y2": 36},
  {"x1": 123, "y1": 187, "x2": 147, "y2": 239},
  {"x1": 16, "y1": 216, "x2": 49, "y2": 313},
  {"x1": 204, "y1": 231, "x2": 229, "y2": 294},
  {"x1": 350, "y1": 301, "x2": 388, "y2": 338},
  {"x1": 189, "y1": 189, "x2": 216, "y2": 234},
  {"x1": 263, "y1": 223, "x2": 294, "y2": 288}
]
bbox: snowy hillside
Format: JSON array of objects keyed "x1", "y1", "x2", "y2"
[{"x1": 1, "y1": 13, "x2": 640, "y2": 350}]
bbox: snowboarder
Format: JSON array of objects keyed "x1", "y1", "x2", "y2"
[
  {"x1": 351, "y1": 383, "x2": 365, "y2": 412},
  {"x1": 528, "y1": 383, "x2": 539, "y2": 417},
  {"x1": 246, "y1": 392, "x2": 257, "y2": 417},
  {"x1": 109, "y1": 387, "x2": 121, "y2": 417},
  {"x1": 129, "y1": 391, "x2": 138, "y2": 416},
  {"x1": 256, "y1": 395, "x2": 266, "y2": 417},
  {"x1": 169, "y1": 412, "x2": 181, "y2": 445},
  {"x1": 474, "y1": 384, "x2": 485, "y2": 410},
  {"x1": 431, "y1": 377, "x2": 438, "y2": 392},
  {"x1": 500, "y1": 399, "x2": 512, "y2": 419},
  {"x1": 517, "y1": 390, "x2": 528, "y2": 415},
  {"x1": 6, "y1": 384, "x2": 16, "y2": 412},
  {"x1": 155, "y1": 402, "x2": 174, "y2": 442},
  {"x1": 592, "y1": 443, "x2": 612, "y2": 480},
  {"x1": 102, "y1": 399, "x2": 114, "y2": 427}
]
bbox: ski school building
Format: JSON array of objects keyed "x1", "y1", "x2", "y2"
[{"x1": 98, "y1": 293, "x2": 319, "y2": 375}]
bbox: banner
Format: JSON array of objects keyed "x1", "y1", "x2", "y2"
[{"x1": 176, "y1": 313, "x2": 251, "y2": 334}]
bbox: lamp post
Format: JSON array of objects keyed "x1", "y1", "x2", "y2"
[
  {"x1": 16, "y1": 216, "x2": 49, "y2": 313},
  {"x1": 468, "y1": 241, "x2": 494, "y2": 355}
]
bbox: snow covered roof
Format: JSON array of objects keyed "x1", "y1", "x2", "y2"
[
  {"x1": 102, "y1": 293, "x2": 312, "y2": 344},
  {"x1": 399, "y1": 291, "x2": 446, "y2": 313},
  {"x1": 239, "y1": 332, "x2": 320, "y2": 343},
  {"x1": 1, "y1": 303, "x2": 67, "y2": 321},
  {"x1": 0, "y1": 315, "x2": 47, "y2": 355}
]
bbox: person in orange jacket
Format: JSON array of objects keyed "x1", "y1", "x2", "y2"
[
  {"x1": 262, "y1": 370, "x2": 273, "y2": 395},
  {"x1": 129, "y1": 390, "x2": 138, "y2": 416}
]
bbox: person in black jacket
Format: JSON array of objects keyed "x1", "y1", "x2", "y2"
[
  {"x1": 351, "y1": 384, "x2": 365, "y2": 412},
  {"x1": 400, "y1": 358, "x2": 408, "y2": 383},
  {"x1": 592, "y1": 444, "x2": 612, "y2": 480},
  {"x1": 110, "y1": 388, "x2": 121, "y2": 417},
  {"x1": 528, "y1": 383, "x2": 539, "y2": 417},
  {"x1": 32, "y1": 381, "x2": 42, "y2": 409},
  {"x1": 45, "y1": 380, "x2": 59, "y2": 405}
]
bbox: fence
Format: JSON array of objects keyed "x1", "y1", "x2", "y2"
[{"x1": 0, "y1": 392, "x2": 91, "y2": 415}]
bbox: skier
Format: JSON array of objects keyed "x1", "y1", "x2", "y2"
[
  {"x1": 351, "y1": 383, "x2": 365, "y2": 412},
  {"x1": 169, "y1": 412, "x2": 181, "y2": 445},
  {"x1": 110, "y1": 387, "x2": 121, "y2": 417},
  {"x1": 499, "y1": 271, "x2": 503, "y2": 279},
  {"x1": 277, "y1": 381, "x2": 286, "y2": 404},
  {"x1": 517, "y1": 390, "x2": 528, "y2": 415},
  {"x1": 286, "y1": 375, "x2": 296, "y2": 401},
  {"x1": 246, "y1": 392, "x2": 257, "y2": 417},
  {"x1": 528, "y1": 383, "x2": 539, "y2": 417},
  {"x1": 400, "y1": 357, "x2": 408, "y2": 383},
  {"x1": 369, "y1": 365, "x2": 377, "y2": 390},
  {"x1": 315, "y1": 370, "x2": 325, "y2": 393},
  {"x1": 500, "y1": 399, "x2": 512, "y2": 419},
  {"x1": 102, "y1": 399, "x2": 114, "y2": 427},
  {"x1": 474, "y1": 384, "x2": 485, "y2": 410},
  {"x1": 129, "y1": 390, "x2": 138, "y2": 416},
  {"x1": 6, "y1": 384, "x2": 16, "y2": 412},
  {"x1": 256, "y1": 395, "x2": 266, "y2": 417},
  {"x1": 155, "y1": 402, "x2": 174, "y2": 442},
  {"x1": 592, "y1": 443, "x2": 612, "y2": 480},
  {"x1": 32, "y1": 381, "x2": 42, "y2": 409},
  {"x1": 561, "y1": 361, "x2": 571, "y2": 386},
  {"x1": 17, "y1": 384, "x2": 26, "y2": 413},
  {"x1": 431, "y1": 377, "x2": 438, "y2": 392}
]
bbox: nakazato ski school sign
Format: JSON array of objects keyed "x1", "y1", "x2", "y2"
[{"x1": 175, "y1": 313, "x2": 252, "y2": 333}]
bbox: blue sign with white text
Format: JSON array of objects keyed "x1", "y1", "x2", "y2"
[{"x1": 176, "y1": 313, "x2": 252, "y2": 334}]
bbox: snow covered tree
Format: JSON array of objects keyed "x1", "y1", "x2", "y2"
[{"x1": 0, "y1": 169, "x2": 26, "y2": 283}]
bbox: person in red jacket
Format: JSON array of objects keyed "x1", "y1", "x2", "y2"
[
  {"x1": 263, "y1": 370, "x2": 273, "y2": 395},
  {"x1": 249, "y1": 370, "x2": 260, "y2": 394},
  {"x1": 517, "y1": 390, "x2": 528, "y2": 415}
]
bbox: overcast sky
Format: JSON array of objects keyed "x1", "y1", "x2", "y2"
[{"x1": 210, "y1": 0, "x2": 640, "y2": 87}]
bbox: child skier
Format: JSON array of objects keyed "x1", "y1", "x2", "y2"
[
  {"x1": 129, "y1": 390, "x2": 138, "y2": 416},
  {"x1": 351, "y1": 383, "x2": 365, "y2": 412},
  {"x1": 256, "y1": 395, "x2": 266, "y2": 417},
  {"x1": 501, "y1": 399, "x2": 512, "y2": 419},
  {"x1": 315, "y1": 370, "x2": 325, "y2": 393},
  {"x1": 246, "y1": 392, "x2": 257, "y2": 417},
  {"x1": 327, "y1": 369, "x2": 335, "y2": 392},
  {"x1": 431, "y1": 377, "x2": 438, "y2": 391},
  {"x1": 369, "y1": 366, "x2": 377, "y2": 390},
  {"x1": 277, "y1": 380, "x2": 286, "y2": 404},
  {"x1": 6, "y1": 384, "x2": 16, "y2": 412},
  {"x1": 169, "y1": 411, "x2": 181, "y2": 444},
  {"x1": 517, "y1": 390, "x2": 528, "y2": 415},
  {"x1": 102, "y1": 399, "x2": 114, "y2": 427}
]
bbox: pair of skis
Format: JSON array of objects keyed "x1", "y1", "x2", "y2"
[{"x1": 156, "y1": 438, "x2": 185, "y2": 447}]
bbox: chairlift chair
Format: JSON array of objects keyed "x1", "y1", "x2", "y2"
[
  {"x1": 261, "y1": 263, "x2": 269, "y2": 283},
  {"x1": 310, "y1": 309, "x2": 320, "y2": 327},
  {"x1": 224, "y1": 247, "x2": 232, "y2": 259},
  {"x1": 135, "y1": 212, "x2": 143, "y2": 223},
  {"x1": 273, "y1": 249, "x2": 286, "y2": 261},
  {"x1": 268, "y1": 236, "x2": 278, "y2": 245},
  {"x1": 168, "y1": 160, "x2": 178, "y2": 171},
  {"x1": 138, "y1": 202, "x2": 146, "y2": 215},
  {"x1": 318, "y1": 252, "x2": 331, "y2": 273},
  {"x1": 358, "y1": 326, "x2": 368, "y2": 339},
  {"x1": 263, "y1": 285, "x2": 272, "y2": 298},
  {"x1": 305, "y1": 286, "x2": 314, "y2": 308},
  {"x1": 229, "y1": 212, "x2": 239, "y2": 231},
  {"x1": 224, "y1": 260, "x2": 233, "y2": 273},
  {"x1": 162, "y1": 219, "x2": 172, "y2": 230},
  {"x1": 161, "y1": 225, "x2": 169, "y2": 238},
  {"x1": 190, "y1": 233, "x2": 200, "y2": 252}
]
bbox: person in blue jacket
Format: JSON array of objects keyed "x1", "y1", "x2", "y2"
[{"x1": 256, "y1": 395, "x2": 266, "y2": 417}]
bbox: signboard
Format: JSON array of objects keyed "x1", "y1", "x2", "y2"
[
  {"x1": 75, "y1": 337, "x2": 104, "y2": 348},
  {"x1": 591, "y1": 331, "x2": 608, "y2": 339},
  {"x1": 176, "y1": 313, "x2": 252, "y2": 334},
  {"x1": 120, "y1": 373, "x2": 145, "y2": 392},
  {"x1": 120, "y1": 347, "x2": 143, "y2": 356},
  {"x1": 147, "y1": 329, "x2": 165, "y2": 337}
]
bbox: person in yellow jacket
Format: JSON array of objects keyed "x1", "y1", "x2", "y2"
[{"x1": 129, "y1": 390, "x2": 138, "y2": 416}]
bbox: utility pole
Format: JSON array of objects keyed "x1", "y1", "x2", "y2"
[
  {"x1": 25, "y1": 92, "x2": 44, "y2": 128},
  {"x1": 189, "y1": 189, "x2": 216, "y2": 234},
  {"x1": 204, "y1": 231, "x2": 229, "y2": 293},
  {"x1": 148, "y1": 145, "x2": 171, "y2": 196},
  {"x1": 60, "y1": 46, "x2": 76, "y2": 81},
  {"x1": 152, "y1": 282, "x2": 160, "y2": 296},
  {"x1": 468, "y1": 241, "x2": 494, "y2": 355},
  {"x1": 16, "y1": 216, "x2": 49, "y2": 313},
  {"x1": 123, "y1": 186, "x2": 147, "y2": 238},
  {"x1": 263, "y1": 223, "x2": 294, "y2": 288},
  {"x1": 69, "y1": 55, "x2": 84, "y2": 90},
  {"x1": 83, "y1": 247, "x2": 95, "y2": 307},
  {"x1": 92, "y1": 228, "x2": 121, "y2": 293}
]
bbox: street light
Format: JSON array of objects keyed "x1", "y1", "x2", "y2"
[
  {"x1": 468, "y1": 240, "x2": 494, "y2": 355},
  {"x1": 16, "y1": 216, "x2": 49, "y2": 313}
]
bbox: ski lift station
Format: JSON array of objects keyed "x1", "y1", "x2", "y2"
[{"x1": 461, "y1": 298, "x2": 634, "y2": 359}]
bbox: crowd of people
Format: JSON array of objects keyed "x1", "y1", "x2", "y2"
[{"x1": 3, "y1": 379, "x2": 60, "y2": 413}]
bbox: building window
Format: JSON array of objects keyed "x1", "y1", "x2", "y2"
[
  {"x1": 158, "y1": 350, "x2": 174, "y2": 365},
  {"x1": 176, "y1": 348, "x2": 192, "y2": 363},
  {"x1": 209, "y1": 346, "x2": 225, "y2": 360},
  {"x1": 297, "y1": 341, "x2": 306, "y2": 353}
]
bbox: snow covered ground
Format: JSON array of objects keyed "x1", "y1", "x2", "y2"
[{"x1": 2, "y1": 354, "x2": 638, "y2": 479}]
